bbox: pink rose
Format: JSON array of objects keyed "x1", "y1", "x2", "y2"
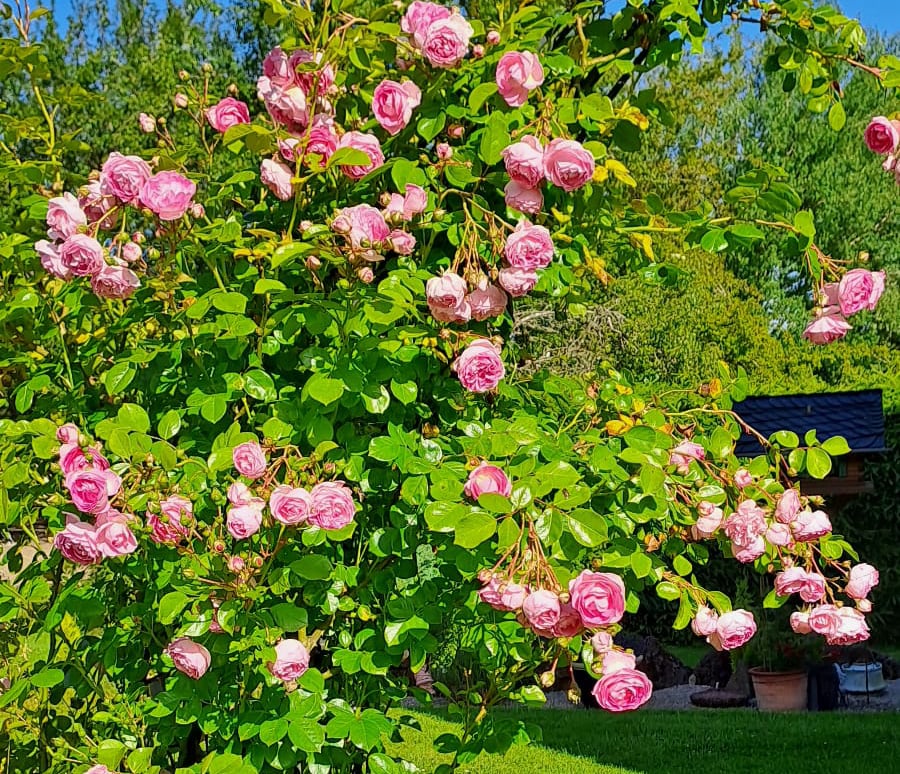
[
  {"x1": 775, "y1": 488, "x2": 802, "y2": 524},
  {"x1": 426, "y1": 272, "x2": 471, "y2": 323},
  {"x1": 504, "y1": 219, "x2": 554, "y2": 270},
  {"x1": 543, "y1": 138, "x2": 595, "y2": 192},
  {"x1": 774, "y1": 567, "x2": 826, "y2": 603},
  {"x1": 96, "y1": 518, "x2": 138, "y2": 558},
  {"x1": 389, "y1": 229, "x2": 417, "y2": 255},
  {"x1": 568, "y1": 570, "x2": 626, "y2": 627},
  {"x1": 306, "y1": 115, "x2": 339, "y2": 163},
  {"x1": 101, "y1": 152, "x2": 152, "y2": 204},
  {"x1": 496, "y1": 51, "x2": 545, "y2": 107},
  {"x1": 478, "y1": 576, "x2": 503, "y2": 608},
  {"x1": 436, "y1": 142, "x2": 453, "y2": 160},
  {"x1": 731, "y1": 536, "x2": 766, "y2": 563},
  {"x1": 288, "y1": 49, "x2": 335, "y2": 95},
  {"x1": 802, "y1": 313, "x2": 851, "y2": 345},
  {"x1": 79, "y1": 181, "x2": 116, "y2": 229},
  {"x1": 268, "y1": 638, "x2": 310, "y2": 681},
  {"x1": 808, "y1": 604, "x2": 841, "y2": 639},
  {"x1": 260, "y1": 159, "x2": 294, "y2": 201},
  {"x1": 504, "y1": 181, "x2": 543, "y2": 215},
  {"x1": 467, "y1": 282, "x2": 508, "y2": 321},
  {"x1": 552, "y1": 602, "x2": 584, "y2": 638},
  {"x1": 591, "y1": 631, "x2": 613, "y2": 654},
  {"x1": 59, "y1": 444, "x2": 108, "y2": 475},
  {"x1": 91, "y1": 265, "x2": 140, "y2": 299},
  {"x1": 592, "y1": 668, "x2": 652, "y2": 713},
  {"x1": 86, "y1": 766, "x2": 113, "y2": 774},
  {"x1": 165, "y1": 637, "x2": 210, "y2": 679},
  {"x1": 309, "y1": 481, "x2": 356, "y2": 530},
  {"x1": 723, "y1": 500, "x2": 766, "y2": 545},
  {"x1": 486, "y1": 31, "x2": 501, "y2": 45},
  {"x1": 499, "y1": 582, "x2": 528, "y2": 611},
  {"x1": 36, "y1": 239, "x2": 70, "y2": 279},
  {"x1": 734, "y1": 469, "x2": 752, "y2": 488},
  {"x1": 791, "y1": 509, "x2": 832, "y2": 542},
  {"x1": 401, "y1": 1, "x2": 451, "y2": 48},
  {"x1": 270, "y1": 485, "x2": 312, "y2": 526},
  {"x1": 810, "y1": 605, "x2": 869, "y2": 645},
  {"x1": 600, "y1": 649, "x2": 636, "y2": 675},
  {"x1": 846, "y1": 563, "x2": 879, "y2": 600},
  {"x1": 522, "y1": 589, "x2": 561, "y2": 631},
  {"x1": 138, "y1": 113, "x2": 156, "y2": 133},
  {"x1": 228, "y1": 481, "x2": 253, "y2": 506},
  {"x1": 765, "y1": 523, "x2": 793, "y2": 547},
  {"x1": 335, "y1": 204, "x2": 390, "y2": 249},
  {"x1": 691, "y1": 501, "x2": 723, "y2": 539},
  {"x1": 226, "y1": 501, "x2": 264, "y2": 540},
  {"x1": 422, "y1": 15, "x2": 473, "y2": 68},
  {"x1": 139, "y1": 172, "x2": 197, "y2": 221},
  {"x1": 385, "y1": 184, "x2": 428, "y2": 221},
  {"x1": 65, "y1": 468, "x2": 120, "y2": 514},
  {"x1": 692, "y1": 605, "x2": 719, "y2": 637},
  {"x1": 837, "y1": 269, "x2": 886, "y2": 316},
  {"x1": 464, "y1": 463, "x2": 512, "y2": 499},
  {"x1": 205, "y1": 97, "x2": 251, "y2": 133},
  {"x1": 46, "y1": 192, "x2": 87, "y2": 241},
  {"x1": 336, "y1": 131, "x2": 384, "y2": 180},
  {"x1": 57, "y1": 423, "x2": 80, "y2": 444},
  {"x1": 372, "y1": 79, "x2": 422, "y2": 135},
  {"x1": 708, "y1": 609, "x2": 756, "y2": 651},
  {"x1": 790, "y1": 611, "x2": 811, "y2": 634},
  {"x1": 120, "y1": 242, "x2": 142, "y2": 263},
  {"x1": 53, "y1": 516, "x2": 102, "y2": 565},
  {"x1": 59, "y1": 234, "x2": 105, "y2": 277},
  {"x1": 257, "y1": 75, "x2": 308, "y2": 132},
  {"x1": 358, "y1": 267, "x2": 375, "y2": 283},
  {"x1": 233, "y1": 441, "x2": 267, "y2": 479},
  {"x1": 498, "y1": 267, "x2": 538, "y2": 298},
  {"x1": 452, "y1": 338, "x2": 505, "y2": 393},
  {"x1": 669, "y1": 440, "x2": 705, "y2": 473},
  {"x1": 502, "y1": 136, "x2": 545, "y2": 188},
  {"x1": 149, "y1": 495, "x2": 193, "y2": 543},
  {"x1": 864, "y1": 116, "x2": 900, "y2": 155}
]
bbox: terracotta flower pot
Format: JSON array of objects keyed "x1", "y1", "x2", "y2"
[{"x1": 749, "y1": 667, "x2": 808, "y2": 711}]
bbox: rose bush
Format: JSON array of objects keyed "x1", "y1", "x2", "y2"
[{"x1": 0, "y1": 1, "x2": 897, "y2": 773}]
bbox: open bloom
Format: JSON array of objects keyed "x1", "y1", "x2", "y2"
[
  {"x1": 268, "y1": 639, "x2": 310, "y2": 681},
  {"x1": 46, "y1": 192, "x2": 86, "y2": 241},
  {"x1": 233, "y1": 441, "x2": 267, "y2": 479},
  {"x1": 54, "y1": 516, "x2": 102, "y2": 565},
  {"x1": 91, "y1": 265, "x2": 140, "y2": 299},
  {"x1": 334, "y1": 204, "x2": 389, "y2": 250},
  {"x1": 864, "y1": 116, "x2": 900, "y2": 155},
  {"x1": 421, "y1": 15, "x2": 473, "y2": 68},
  {"x1": 149, "y1": 495, "x2": 193, "y2": 543},
  {"x1": 165, "y1": 637, "x2": 210, "y2": 679},
  {"x1": 502, "y1": 136, "x2": 545, "y2": 188},
  {"x1": 336, "y1": 131, "x2": 384, "y2": 180},
  {"x1": 543, "y1": 138, "x2": 595, "y2": 191},
  {"x1": 401, "y1": 1, "x2": 451, "y2": 48},
  {"x1": 270, "y1": 485, "x2": 312, "y2": 526},
  {"x1": 226, "y1": 500, "x2": 264, "y2": 539},
  {"x1": 774, "y1": 567, "x2": 827, "y2": 603},
  {"x1": 59, "y1": 234, "x2": 105, "y2": 277},
  {"x1": 669, "y1": 441, "x2": 704, "y2": 474},
  {"x1": 65, "y1": 468, "x2": 121, "y2": 514},
  {"x1": 504, "y1": 220, "x2": 554, "y2": 270},
  {"x1": 803, "y1": 313, "x2": 851, "y2": 345},
  {"x1": 260, "y1": 159, "x2": 294, "y2": 201},
  {"x1": 426, "y1": 272, "x2": 471, "y2": 323},
  {"x1": 592, "y1": 668, "x2": 652, "y2": 712},
  {"x1": 139, "y1": 172, "x2": 196, "y2": 221},
  {"x1": 101, "y1": 152, "x2": 152, "y2": 204},
  {"x1": 309, "y1": 481, "x2": 356, "y2": 530},
  {"x1": 206, "y1": 97, "x2": 251, "y2": 133},
  {"x1": 845, "y1": 563, "x2": 879, "y2": 600},
  {"x1": 496, "y1": 51, "x2": 545, "y2": 107},
  {"x1": 372, "y1": 79, "x2": 421, "y2": 135},
  {"x1": 504, "y1": 180, "x2": 543, "y2": 215},
  {"x1": 467, "y1": 282, "x2": 508, "y2": 321},
  {"x1": 568, "y1": 571, "x2": 626, "y2": 627},
  {"x1": 498, "y1": 267, "x2": 538, "y2": 297},
  {"x1": 522, "y1": 589, "x2": 560, "y2": 631},
  {"x1": 691, "y1": 605, "x2": 719, "y2": 637},
  {"x1": 837, "y1": 269, "x2": 886, "y2": 316},
  {"x1": 464, "y1": 463, "x2": 512, "y2": 499},
  {"x1": 791, "y1": 509, "x2": 832, "y2": 542},
  {"x1": 708, "y1": 609, "x2": 756, "y2": 651},
  {"x1": 452, "y1": 338, "x2": 505, "y2": 393}
]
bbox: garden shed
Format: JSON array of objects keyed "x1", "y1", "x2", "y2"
[{"x1": 733, "y1": 389, "x2": 886, "y2": 497}]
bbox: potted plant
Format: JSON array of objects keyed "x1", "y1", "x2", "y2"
[{"x1": 746, "y1": 605, "x2": 821, "y2": 711}]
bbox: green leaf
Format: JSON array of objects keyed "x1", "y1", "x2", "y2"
[
  {"x1": 476, "y1": 493, "x2": 512, "y2": 514},
  {"x1": 707, "y1": 427, "x2": 733, "y2": 459},
  {"x1": 631, "y1": 552, "x2": 652, "y2": 578},
  {"x1": 770, "y1": 430, "x2": 799, "y2": 448},
  {"x1": 793, "y1": 210, "x2": 815, "y2": 238},
  {"x1": 806, "y1": 447, "x2": 832, "y2": 479},
  {"x1": 567, "y1": 509, "x2": 607, "y2": 547},
  {"x1": 348, "y1": 710, "x2": 393, "y2": 751},
  {"x1": 292, "y1": 555, "x2": 333, "y2": 580},
  {"x1": 158, "y1": 409, "x2": 182, "y2": 439},
  {"x1": 244, "y1": 369, "x2": 277, "y2": 402},
  {"x1": 453, "y1": 511, "x2": 496, "y2": 548},
  {"x1": 117, "y1": 403, "x2": 150, "y2": 433},
  {"x1": 468, "y1": 82, "x2": 498, "y2": 112},
  {"x1": 328, "y1": 147, "x2": 373, "y2": 169},
  {"x1": 820, "y1": 436, "x2": 851, "y2": 456},
  {"x1": 212, "y1": 291, "x2": 248, "y2": 314},
  {"x1": 478, "y1": 111, "x2": 509, "y2": 165},
  {"x1": 103, "y1": 363, "x2": 135, "y2": 396},
  {"x1": 656, "y1": 581, "x2": 680, "y2": 601},
  {"x1": 270, "y1": 603, "x2": 309, "y2": 631},
  {"x1": 31, "y1": 668, "x2": 64, "y2": 688},
  {"x1": 673, "y1": 592, "x2": 693, "y2": 630},
  {"x1": 126, "y1": 748, "x2": 153, "y2": 774},
  {"x1": 259, "y1": 717, "x2": 289, "y2": 745},
  {"x1": 305, "y1": 373, "x2": 346, "y2": 406},
  {"x1": 96, "y1": 740, "x2": 127, "y2": 771},
  {"x1": 417, "y1": 113, "x2": 446, "y2": 142},
  {"x1": 828, "y1": 101, "x2": 846, "y2": 131},
  {"x1": 287, "y1": 717, "x2": 326, "y2": 752},
  {"x1": 673, "y1": 554, "x2": 692, "y2": 577},
  {"x1": 158, "y1": 591, "x2": 190, "y2": 625},
  {"x1": 389, "y1": 378, "x2": 418, "y2": 405}
]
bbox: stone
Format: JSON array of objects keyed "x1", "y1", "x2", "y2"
[
  {"x1": 613, "y1": 634, "x2": 692, "y2": 689},
  {"x1": 689, "y1": 688, "x2": 749, "y2": 708}
]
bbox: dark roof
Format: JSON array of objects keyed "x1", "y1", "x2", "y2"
[{"x1": 732, "y1": 390, "x2": 886, "y2": 457}]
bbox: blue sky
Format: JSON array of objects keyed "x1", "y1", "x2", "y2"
[{"x1": 44, "y1": 0, "x2": 900, "y2": 35}]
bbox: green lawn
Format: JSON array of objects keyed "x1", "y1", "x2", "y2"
[{"x1": 390, "y1": 707, "x2": 900, "y2": 773}]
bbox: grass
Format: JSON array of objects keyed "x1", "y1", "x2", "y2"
[
  {"x1": 389, "y1": 707, "x2": 900, "y2": 773},
  {"x1": 663, "y1": 643, "x2": 707, "y2": 669}
]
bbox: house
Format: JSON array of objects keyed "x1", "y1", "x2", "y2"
[{"x1": 732, "y1": 390, "x2": 886, "y2": 498}]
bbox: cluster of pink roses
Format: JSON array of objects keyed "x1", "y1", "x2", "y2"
[
  {"x1": 401, "y1": 2, "x2": 474, "y2": 69},
  {"x1": 37, "y1": 152, "x2": 198, "y2": 298},
  {"x1": 803, "y1": 268, "x2": 886, "y2": 345},
  {"x1": 864, "y1": 115, "x2": 900, "y2": 184},
  {"x1": 257, "y1": 46, "x2": 336, "y2": 135},
  {"x1": 681, "y1": 453, "x2": 877, "y2": 648},
  {"x1": 51, "y1": 424, "x2": 138, "y2": 565},
  {"x1": 328, "y1": 185, "x2": 424, "y2": 268},
  {"x1": 502, "y1": 134, "x2": 596, "y2": 215},
  {"x1": 224, "y1": 441, "x2": 356, "y2": 540},
  {"x1": 467, "y1": 463, "x2": 651, "y2": 712}
]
